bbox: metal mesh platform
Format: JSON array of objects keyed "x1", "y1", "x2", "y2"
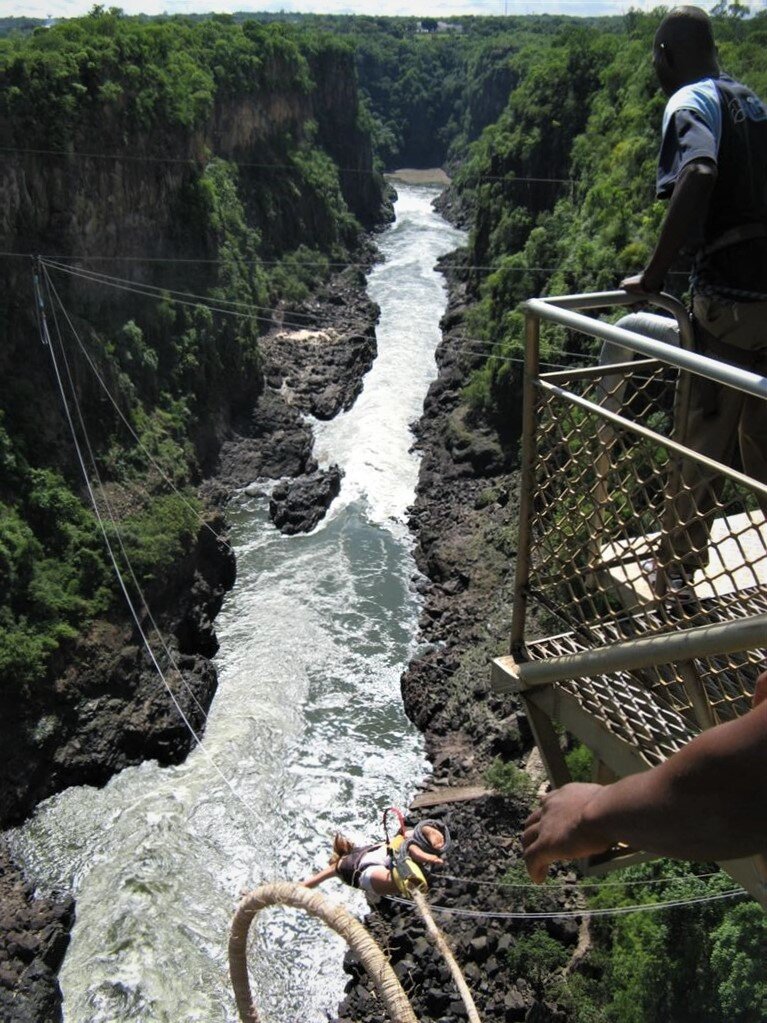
[{"x1": 493, "y1": 293, "x2": 767, "y2": 901}]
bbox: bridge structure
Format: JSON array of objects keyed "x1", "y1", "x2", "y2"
[{"x1": 491, "y1": 291, "x2": 767, "y2": 908}]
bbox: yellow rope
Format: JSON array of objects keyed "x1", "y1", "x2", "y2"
[{"x1": 411, "y1": 888, "x2": 482, "y2": 1023}]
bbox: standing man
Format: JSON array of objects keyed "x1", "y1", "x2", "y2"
[{"x1": 621, "y1": 6, "x2": 767, "y2": 599}]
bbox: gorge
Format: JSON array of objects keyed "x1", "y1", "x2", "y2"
[{"x1": 2, "y1": 9, "x2": 766, "y2": 1023}]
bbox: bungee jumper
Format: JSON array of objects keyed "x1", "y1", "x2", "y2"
[
  {"x1": 302, "y1": 807, "x2": 452, "y2": 897},
  {"x1": 233, "y1": 811, "x2": 478, "y2": 1023}
]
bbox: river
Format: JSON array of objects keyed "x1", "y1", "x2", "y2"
[{"x1": 8, "y1": 184, "x2": 466, "y2": 1023}]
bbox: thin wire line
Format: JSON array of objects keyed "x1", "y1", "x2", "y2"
[
  {"x1": 44, "y1": 272, "x2": 236, "y2": 556},
  {"x1": 385, "y1": 887, "x2": 745, "y2": 920},
  {"x1": 2, "y1": 251, "x2": 691, "y2": 279},
  {"x1": 42, "y1": 258, "x2": 602, "y2": 368},
  {"x1": 36, "y1": 266, "x2": 266, "y2": 837},
  {"x1": 437, "y1": 869, "x2": 723, "y2": 891},
  {"x1": 43, "y1": 258, "x2": 321, "y2": 324},
  {"x1": 0, "y1": 145, "x2": 575, "y2": 184},
  {"x1": 1, "y1": 145, "x2": 374, "y2": 173},
  {"x1": 43, "y1": 260, "x2": 276, "y2": 326},
  {"x1": 45, "y1": 259, "x2": 369, "y2": 342},
  {"x1": 44, "y1": 265, "x2": 213, "y2": 727}
]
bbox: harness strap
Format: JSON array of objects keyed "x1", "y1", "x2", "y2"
[
  {"x1": 336, "y1": 843, "x2": 381, "y2": 889},
  {"x1": 699, "y1": 222, "x2": 767, "y2": 259},
  {"x1": 389, "y1": 834, "x2": 428, "y2": 896},
  {"x1": 694, "y1": 330, "x2": 767, "y2": 370}
]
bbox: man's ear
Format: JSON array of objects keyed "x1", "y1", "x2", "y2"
[{"x1": 658, "y1": 41, "x2": 674, "y2": 70}]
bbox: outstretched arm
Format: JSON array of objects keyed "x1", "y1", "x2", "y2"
[
  {"x1": 523, "y1": 675, "x2": 767, "y2": 882},
  {"x1": 301, "y1": 864, "x2": 338, "y2": 889},
  {"x1": 621, "y1": 157, "x2": 717, "y2": 294}
]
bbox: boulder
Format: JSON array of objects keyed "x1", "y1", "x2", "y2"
[{"x1": 269, "y1": 465, "x2": 343, "y2": 535}]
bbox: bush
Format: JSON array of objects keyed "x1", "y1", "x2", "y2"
[
  {"x1": 485, "y1": 756, "x2": 534, "y2": 799},
  {"x1": 115, "y1": 491, "x2": 201, "y2": 586},
  {"x1": 565, "y1": 741, "x2": 594, "y2": 782},
  {"x1": 507, "y1": 929, "x2": 569, "y2": 995}
]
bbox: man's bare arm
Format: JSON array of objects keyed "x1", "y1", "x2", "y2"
[
  {"x1": 621, "y1": 157, "x2": 718, "y2": 294},
  {"x1": 523, "y1": 691, "x2": 767, "y2": 883}
]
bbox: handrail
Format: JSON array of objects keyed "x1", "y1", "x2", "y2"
[
  {"x1": 523, "y1": 294, "x2": 767, "y2": 401},
  {"x1": 504, "y1": 614, "x2": 767, "y2": 691},
  {"x1": 538, "y1": 377, "x2": 767, "y2": 500},
  {"x1": 505, "y1": 288, "x2": 766, "y2": 901},
  {"x1": 531, "y1": 289, "x2": 694, "y2": 347}
]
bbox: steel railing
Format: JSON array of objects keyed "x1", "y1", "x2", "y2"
[{"x1": 491, "y1": 289, "x2": 767, "y2": 903}]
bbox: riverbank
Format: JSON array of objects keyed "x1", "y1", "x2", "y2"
[{"x1": 335, "y1": 252, "x2": 578, "y2": 1022}]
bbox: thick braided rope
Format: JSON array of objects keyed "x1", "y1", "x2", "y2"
[{"x1": 229, "y1": 882, "x2": 418, "y2": 1023}]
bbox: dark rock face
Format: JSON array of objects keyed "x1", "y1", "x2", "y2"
[
  {"x1": 260, "y1": 267, "x2": 380, "y2": 421},
  {"x1": 205, "y1": 264, "x2": 379, "y2": 537},
  {"x1": 0, "y1": 843, "x2": 74, "y2": 1023},
  {"x1": 207, "y1": 392, "x2": 317, "y2": 502},
  {"x1": 270, "y1": 465, "x2": 343, "y2": 535},
  {"x1": 0, "y1": 503, "x2": 234, "y2": 1023},
  {"x1": 0, "y1": 517, "x2": 235, "y2": 829}
]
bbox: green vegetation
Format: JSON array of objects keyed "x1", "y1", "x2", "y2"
[
  {"x1": 0, "y1": 8, "x2": 313, "y2": 143},
  {"x1": 508, "y1": 929, "x2": 569, "y2": 995},
  {"x1": 565, "y1": 740, "x2": 594, "y2": 782},
  {"x1": 485, "y1": 755, "x2": 535, "y2": 799},
  {"x1": 0, "y1": 462, "x2": 109, "y2": 686},
  {"x1": 454, "y1": 8, "x2": 767, "y2": 420},
  {"x1": 554, "y1": 863, "x2": 767, "y2": 1023},
  {"x1": 0, "y1": 9, "x2": 385, "y2": 691},
  {"x1": 497, "y1": 860, "x2": 766, "y2": 1023},
  {"x1": 2, "y1": 12, "x2": 764, "y2": 1016}
]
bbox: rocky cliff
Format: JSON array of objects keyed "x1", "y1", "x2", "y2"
[{"x1": 0, "y1": 15, "x2": 387, "y2": 822}]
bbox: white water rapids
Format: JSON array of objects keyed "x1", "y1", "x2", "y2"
[{"x1": 8, "y1": 184, "x2": 466, "y2": 1022}]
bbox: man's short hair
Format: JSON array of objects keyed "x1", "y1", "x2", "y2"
[{"x1": 657, "y1": 6, "x2": 716, "y2": 57}]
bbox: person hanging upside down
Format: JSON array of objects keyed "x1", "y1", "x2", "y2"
[{"x1": 302, "y1": 818, "x2": 450, "y2": 897}]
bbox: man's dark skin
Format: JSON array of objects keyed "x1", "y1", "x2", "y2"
[
  {"x1": 621, "y1": 7, "x2": 719, "y2": 295},
  {"x1": 523, "y1": 671, "x2": 767, "y2": 882}
]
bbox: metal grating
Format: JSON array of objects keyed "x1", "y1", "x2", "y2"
[
  {"x1": 523, "y1": 631, "x2": 694, "y2": 767},
  {"x1": 523, "y1": 354, "x2": 766, "y2": 739}
]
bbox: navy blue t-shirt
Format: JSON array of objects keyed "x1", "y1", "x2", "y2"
[{"x1": 657, "y1": 75, "x2": 767, "y2": 294}]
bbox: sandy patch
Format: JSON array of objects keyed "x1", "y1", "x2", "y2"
[
  {"x1": 386, "y1": 167, "x2": 450, "y2": 186},
  {"x1": 269, "y1": 328, "x2": 339, "y2": 345}
]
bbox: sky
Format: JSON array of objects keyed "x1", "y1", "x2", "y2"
[{"x1": 1, "y1": 0, "x2": 736, "y2": 24}]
